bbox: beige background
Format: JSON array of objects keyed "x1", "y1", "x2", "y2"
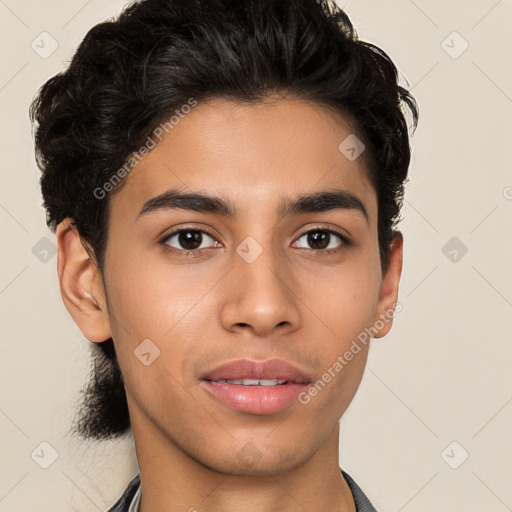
[{"x1": 1, "y1": 0, "x2": 511, "y2": 510}]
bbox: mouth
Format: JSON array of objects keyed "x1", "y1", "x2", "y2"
[
  {"x1": 200, "y1": 358, "x2": 312, "y2": 415},
  {"x1": 209, "y1": 378, "x2": 289, "y2": 386}
]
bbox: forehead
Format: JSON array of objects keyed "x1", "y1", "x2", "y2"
[{"x1": 109, "y1": 96, "x2": 377, "y2": 224}]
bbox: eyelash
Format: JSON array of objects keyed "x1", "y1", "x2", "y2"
[{"x1": 159, "y1": 225, "x2": 351, "y2": 257}]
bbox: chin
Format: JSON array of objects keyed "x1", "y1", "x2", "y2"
[{"x1": 190, "y1": 442, "x2": 312, "y2": 477}]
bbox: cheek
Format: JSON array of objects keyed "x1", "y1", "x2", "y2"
[
  {"x1": 300, "y1": 253, "x2": 381, "y2": 336},
  {"x1": 103, "y1": 254, "x2": 219, "y2": 376},
  {"x1": 103, "y1": 259, "x2": 208, "y2": 427},
  {"x1": 106, "y1": 252, "x2": 200, "y2": 331},
  {"x1": 298, "y1": 252, "x2": 380, "y2": 396}
]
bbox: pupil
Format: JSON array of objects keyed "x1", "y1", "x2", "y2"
[
  {"x1": 308, "y1": 230, "x2": 329, "y2": 250},
  {"x1": 179, "y1": 230, "x2": 202, "y2": 250}
]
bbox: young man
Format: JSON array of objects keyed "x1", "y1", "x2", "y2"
[{"x1": 30, "y1": 0, "x2": 418, "y2": 510}]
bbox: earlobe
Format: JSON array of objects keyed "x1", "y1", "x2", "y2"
[
  {"x1": 371, "y1": 230, "x2": 403, "y2": 339},
  {"x1": 56, "y1": 218, "x2": 112, "y2": 343}
]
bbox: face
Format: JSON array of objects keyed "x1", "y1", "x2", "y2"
[{"x1": 63, "y1": 95, "x2": 402, "y2": 476}]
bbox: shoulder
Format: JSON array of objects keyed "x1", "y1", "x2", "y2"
[
  {"x1": 105, "y1": 474, "x2": 141, "y2": 512},
  {"x1": 341, "y1": 469, "x2": 379, "y2": 512}
]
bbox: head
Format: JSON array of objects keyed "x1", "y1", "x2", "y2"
[{"x1": 30, "y1": 0, "x2": 418, "y2": 470}]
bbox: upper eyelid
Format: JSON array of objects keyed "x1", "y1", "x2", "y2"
[{"x1": 160, "y1": 226, "x2": 218, "y2": 244}]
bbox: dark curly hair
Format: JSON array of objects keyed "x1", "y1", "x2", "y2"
[{"x1": 29, "y1": 0, "x2": 418, "y2": 441}]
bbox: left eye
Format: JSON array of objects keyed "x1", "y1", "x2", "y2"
[{"x1": 293, "y1": 228, "x2": 347, "y2": 251}]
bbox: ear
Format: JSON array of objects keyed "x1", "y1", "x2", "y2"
[
  {"x1": 371, "y1": 230, "x2": 403, "y2": 339},
  {"x1": 56, "y1": 218, "x2": 112, "y2": 343}
]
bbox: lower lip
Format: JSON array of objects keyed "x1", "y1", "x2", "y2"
[{"x1": 200, "y1": 380, "x2": 309, "y2": 415}]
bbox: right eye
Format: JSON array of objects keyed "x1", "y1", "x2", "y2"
[{"x1": 160, "y1": 228, "x2": 221, "y2": 255}]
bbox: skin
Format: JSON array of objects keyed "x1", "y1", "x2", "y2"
[{"x1": 56, "y1": 95, "x2": 403, "y2": 512}]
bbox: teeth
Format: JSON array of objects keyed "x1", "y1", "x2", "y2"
[
  {"x1": 258, "y1": 379, "x2": 284, "y2": 386},
  {"x1": 215, "y1": 379, "x2": 287, "y2": 386}
]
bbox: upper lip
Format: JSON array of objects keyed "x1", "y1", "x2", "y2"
[{"x1": 201, "y1": 358, "x2": 312, "y2": 384}]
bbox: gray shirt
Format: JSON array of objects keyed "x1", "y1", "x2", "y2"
[{"x1": 106, "y1": 469, "x2": 378, "y2": 511}]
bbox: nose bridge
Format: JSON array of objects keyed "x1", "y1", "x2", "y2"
[
  {"x1": 237, "y1": 234, "x2": 284, "y2": 291},
  {"x1": 220, "y1": 230, "x2": 300, "y2": 335},
  {"x1": 235, "y1": 231, "x2": 289, "y2": 300}
]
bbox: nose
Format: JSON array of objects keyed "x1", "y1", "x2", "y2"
[{"x1": 219, "y1": 243, "x2": 301, "y2": 338}]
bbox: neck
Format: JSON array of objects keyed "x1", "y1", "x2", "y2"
[{"x1": 129, "y1": 409, "x2": 356, "y2": 512}]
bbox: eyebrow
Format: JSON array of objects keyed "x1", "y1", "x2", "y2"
[{"x1": 137, "y1": 187, "x2": 369, "y2": 224}]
